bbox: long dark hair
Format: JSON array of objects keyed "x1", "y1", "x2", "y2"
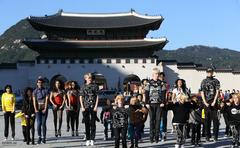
[
  {"x1": 23, "y1": 87, "x2": 33, "y2": 101},
  {"x1": 4, "y1": 85, "x2": 12, "y2": 93},
  {"x1": 71, "y1": 81, "x2": 80, "y2": 90},
  {"x1": 52, "y1": 79, "x2": 64, "y2": 92},
  {"x1": 175, "y1": 79, "x2": 187, "y2": 94}
]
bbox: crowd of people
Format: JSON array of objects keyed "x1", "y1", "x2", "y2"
[{"x1": 1, "y1": 68, "x2": 240, "y2": 148}]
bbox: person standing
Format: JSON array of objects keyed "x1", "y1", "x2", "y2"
[
  {"x1": 200, "y1": 68, "x2": 220, "y2": 142},
  {"x1": 80, "y1": 73, "x2": 99, "y2": 146},
  {"x1": 144, "y1": 68, "x2": 167, "y2": 143},
  {"x1": 33, "y1": 78, "x2": 49, "y2": 144},
  {"x1": 49, "y1": 80, "x2": 66, "y2": 137},
  {"x1": 67, "y1": 81, "x2": 80, "y2": 136},
  {"x1": 2, "y1": 85, "x2": 16, "y2": 141},
  {"x1": 22, "y1": 87, "x2": 35, "y2": 145}
]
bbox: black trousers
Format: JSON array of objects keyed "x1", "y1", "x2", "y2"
[
  {"x1": 4, "y1": 112, "x2": 15, "y2": 138},
  {"x1": 149, "y1": 103, "x2": 166, "y2": 141},
  {"x1": 190, "y1": 123, "x2": 201, "y2": 143},
  {"x1": 204, "y1": 106, "x2": 219, "y2": 139},
  {"x1": 83, "y1": 108, "x2": 96, "y2": 140},
  {"x1": 104, "y1": 120, "x2": 113, "y2": 138},
  {"x1": 114, "y1": 127, "x2": 127, "y2": 148},
  {"x1": 69, "y1": 109, "x2": 80, "y2": 132},
  {"x1": 26, "y1": 116, "x2": 35, "y2": 143},
  {"x1": 223, "y1": 112, "x2": 231, "y2": 135}
]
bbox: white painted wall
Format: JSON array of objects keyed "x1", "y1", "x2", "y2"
[
  {"x1": 0, "y1": 59, "x2": 162, "y2": 92},
  {"x1": 163, "y1": 62, "x2": 240, "y2": 93}
]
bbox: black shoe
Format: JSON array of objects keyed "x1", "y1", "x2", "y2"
[
  {"x1": 58, "y1": 130, "x2": 61, "y2": 137},
  {"x1": 75, "y1": 131, "x2": 79, "y2": 136},
  {"x1": 37, "y1": 137, "x2": 41, "y2": 144},
  {"x1": 150, "y1": 139, "x2": 154, "y2": 143},
  {"x1": 206, "y1": 137, "x2": 210, "y2": 142},
  {"x1": 23, "y1": 139, "x2": 27, "y2": 142},
  {"x1": 130, "y1": 145, "x2": 134, "y2": 148},
  {"x1": 32, "y1": 140, "x2": 35, "y2": 145},
  {"x1": 191, "y1": 141, "x2": 195, "y2": 146},
  {"x1": 42, "y1": 138, "x2": 46, "y2": 144},
  {"x1": 155, "y1": 139, "x2": 159, "y2": 143},
  {"x1": 67, "y1": 126, "x2": 70, "y2": 132},
  {"x1": 55, "y1": 131, "x2": 58, "y2": 137},
  {"x1": 72, "y1": 131, "x2": 74, "y2": 137}
]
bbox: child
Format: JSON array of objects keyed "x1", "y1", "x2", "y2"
[
  {"x1": 128, "y1": 96, "x2": 148, "y2": 148},
  {"x1": 221, "y1": 93, "x2": 240, "y2": 147},
  {"x1": 112, "y1": 95, "x2": 128, "y2": 148},
  {"x1": 136, "y1": 94, "x2": 148, "y2": 138},
  {"x1": 15, "y1": 112, "x2": 27, "y2": 142},
  {"x1": 189, "y1": 96, "x2": 202, "y2": 147},
  {"x1": 167, "y1": 94, "x2": 197, "y2": 148},
  {"x1": 100, "y1": 99, "x2": 114, "y2": 140}
]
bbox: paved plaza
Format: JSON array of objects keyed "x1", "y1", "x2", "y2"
[{"x1": 0, "y1": 108, "x2": 233, "y2": 148}]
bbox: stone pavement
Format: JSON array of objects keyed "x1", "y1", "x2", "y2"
[{"x1": 0, "y1": 108, "x2": 233, "y2": 148}]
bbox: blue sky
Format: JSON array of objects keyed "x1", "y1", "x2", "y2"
[{"x1": 1, "y1": 0, "x2": 240, "y2": 50}]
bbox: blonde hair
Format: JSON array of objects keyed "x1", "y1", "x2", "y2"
[
  {"x1": 115, "y1": 95, "x2": 125, "y2": 103},
  {"x1": 84, "y1": 73, "x2": 92, "y2": 79},
  {"x1": 152, "y1": 68, "x2": 160, "y2": 74},
  {"x1": 232, "y1": 93, "x2": 240, "y2": 100}
]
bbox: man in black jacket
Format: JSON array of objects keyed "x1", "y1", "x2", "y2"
[
  {"x1": 144, "y1": 68, "x2": 167, "y2": 143},
  {"x1": 200, "y1": 68, "x2": 220, "y2": 142}
]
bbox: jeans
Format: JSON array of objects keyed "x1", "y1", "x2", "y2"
[
  {"x1": 173, "y1": 123, "x2": 187, "y2": 145},
  {"x1": 104, "y1": 120, "x2": 113, "y2": 138},
  {"x1": 4, "y1": 112, "x2": 15, "y2": 138},
  {"x1": 36, "y1": 110, "x2": 48, "y2": 138}
]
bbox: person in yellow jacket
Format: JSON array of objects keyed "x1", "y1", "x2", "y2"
[
  {"x1": 15, "y1": 112, "x2": 27, "y2": 142},
  {"x1": 1, "y1": 85, "x2": 16, "y2": 141}
]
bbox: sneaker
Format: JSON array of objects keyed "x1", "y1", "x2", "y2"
[
  {"x1": 104, "y1": 137, "x2": 107, "y2": 141},
  {"x1": 75, "y1": 131, "x2": 79, "y2": 136},
  {"x1": 90, "y1": 140, "x2": 94, "y2": 146},
  {"x1": 181, "y1": 145, "x2": 185, "y2": 148},
  {"x1": 175, "y1": 144, "x2": 180, "y2": 148},
  {"x1": 4, "y1": 137, "x2": 7, "y2": 141},
  {"x1": 11, "y1": 137, "x2": 15, "y2": 141},
  {"x1": 83, "y1": 135, "x2": 86, "y2": 140},
  {"x1": 86, "y1": 140, "x2": 90, "y2": 146}
]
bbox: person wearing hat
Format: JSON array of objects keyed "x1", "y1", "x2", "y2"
[{"x1": 200, "y1": 67, "x2": 220, "y2": 142}]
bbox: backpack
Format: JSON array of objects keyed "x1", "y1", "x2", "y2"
[{"x1": 103, "y1": 111, "x2": 111, "y2": 121}]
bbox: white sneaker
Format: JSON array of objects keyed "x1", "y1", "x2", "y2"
[
  {"x1": 4, "y1": 137, "x2": 7, "y2": 141},
  {"x1": 90, "y1": 140, "x2": 94, "y2": 146},
  {"x1": 11, "y1": 137, "x2": 15, "y2": 141},
  {"x1": 181, "y1": 145, "x2": 185, "y2": 148},
  {"x1": 175, "y1": 144, "x2": 180, "y2": 148},
  {"x1": 86, "y1": 140, "x2": 90, "y2": 146}
]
